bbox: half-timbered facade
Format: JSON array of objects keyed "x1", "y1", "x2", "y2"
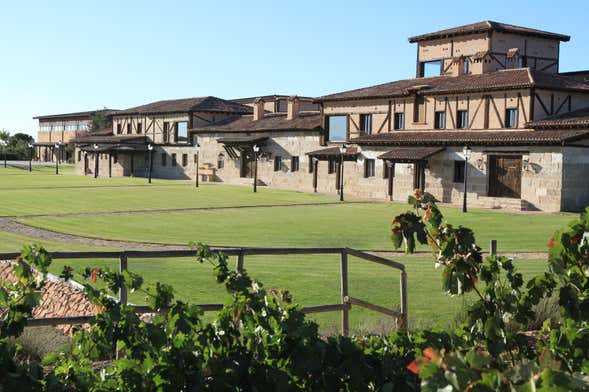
[
  {"x1": 57, "y1": 20, "x2": 589, "y2": 212},
  {"x1": 311, "y1": 21, "x2": 589, "y2": 211},
  {"x1": 33, "y1": 109, "x2": 116, "y2": 163},
  {"x1": 72, "y1": 97, "x2": 252, "y2": 178}
]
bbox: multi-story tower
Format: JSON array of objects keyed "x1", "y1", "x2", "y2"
[{"x1": 313, "y1": 21, "x2": 589, "y2": 211}]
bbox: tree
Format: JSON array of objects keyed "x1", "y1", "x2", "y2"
[{"x1": 89, "y1": 110, "x2": 112, "y2": 132}]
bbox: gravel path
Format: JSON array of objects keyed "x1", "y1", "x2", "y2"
[{"x1": 0, "y1": 217, "x2": 185, "y2": 250}]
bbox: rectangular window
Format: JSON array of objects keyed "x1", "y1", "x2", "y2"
[
  {"x1": 126, "y1": 123, "x2": 131, "y2": 134},
  {"x1": 457, "y1": 110, "x2": 469, "y2": 129},
  {"x1": 176, "y1": 122, "x2": 188, "y2": 143},
  {"x1": 505, "y1": 108, "x2": 518, "y2": 128},
  {"x1": 454, "y1": 160, "x2": 465, "y2": 183},
  {"x1": 172, "y1": 153, "x2": 177, "y2": 167},
  {"x1": 364, "y1": 159, "x2": 375, "y2": 178},
  {"x1": 308, "y1": 158, "x2": 314, "y2": 173},
  {"x1": 462, "y1": 59, "x2": 469, "y2": 75},
  {"x1": 413, "y1": 95, "x2": 425, "y2": 123},
  {"x1": 77, "y1": 151, "x2": 81, "y2": 162},
  {"x1": 182, "y1": 154, "x2": 188, "y2": 167},
  {"x1": 394, "y1": 112, "x2": 405, "y2": 130},
  {"x1": 274, "y1": 156, "x2": 282, "y2": 171},
  {"x1": 291, "y1": 156, "x2": 300, "y2": 172},
  {"x1": 116, "y1": 123, "x2": 122, "y2": 134},
  {"x1": 137, "y1": 123, "x2": 142, "y2": 134},
  {"x1": 217, "y1": 154, "x2": 224, "y2": 169},
  {"x1": 359, "y1": 114, "x2": 372, "y2": 135},
  {"x1": 419, "y1": 60, "x2": 441, "y2": 77},
  {"x1": 163, "y1": 122, "x2": 170, "y2": 143},
  {"x1": 161, "y1": 153, "x2": 167, "y2": 166},
  {"x1": 326, "y1": 115, "x2": 347, "y2": 141},
  {"x1": 434, "y1": 111, "x2": 446, "y2": 129},
  {"x1": 328, "y1": 158, "x2": 337, "y2": 174}
]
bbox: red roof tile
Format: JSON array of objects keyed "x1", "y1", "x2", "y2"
[
  {"x1": 378, "y1": 147, "x2": 445, "y2": 161},
  {"x1": 317, "y1": 69, "x2": 589, "y2": 102},
  {"x1": 528, "y1": 106, "x2": 589, "y2": 129},
  {"x1": 351, "y1": 130, "x2": 589, "y2": 146},
  {"x1": 115, "y1": 96, "x2": 253, "y2": 116},
  {"x1": 408, "y1": 21, "x2": 569, "y2": 43},
  {"x1": 194, "y1": 112, "x2": 322, "y2": 133}
]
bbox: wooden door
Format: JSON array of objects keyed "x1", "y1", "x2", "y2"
[
  {"x1": 240, "y1": 153, "x2": 254, "y2": 178},
  {"x1": 488, "y1": 155, "x2": 522, "y2": 198}
]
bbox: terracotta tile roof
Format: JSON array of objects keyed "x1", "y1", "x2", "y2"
[
  {"x1": 527, "y1": 106, "x2": 589, "y2": 129},
  {"x1": 0, "y1": 261, "x2": 97, "y2": 336},
  {"x1": 408, "y1": 21, "x2": 570, "y2": 43},
  {"x1": 378, "y1": 147, "x2": 446, "y2": 161},
  {"x1": 351, "y1": 130, "x2": 589, "y2": 146},
  {"x1": 193, "y1": 112, "x2": 322, "y2": 133},
  {"x1": 317, "y1": 69, "x2": 589, "y2": 102},
  {"x1": 72, "y1": 131, "x2": 148, "y2": 144},
  {"x1": 307, "y1": 146, "x2": 359, "y2": 158},
  {"x1": 114, "y1": 96, "x2": 253, "y2": 116},
  {"x1": 33, "y1": 109, "x2": 118, "y2": 121},
  {"x1": 217, "y1": 135, "x2": 268, "y2": 144}
]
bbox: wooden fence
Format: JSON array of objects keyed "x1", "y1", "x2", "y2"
[{"x1": 0, "y1": 247, "x2": 408, "y2": 335}]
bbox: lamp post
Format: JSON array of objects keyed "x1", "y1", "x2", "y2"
[
  {"x1": 147, "y1": 144, "x2": 153, "y2": 184},
  {"x1": 28, "y1": 143, "x2": 34, "y2": 172},
  {"x1": 339, "y1": 144, "x2": 347, "y2": 202},
  {"x1": 0, "y1": 140, "x2": 6, "y2": 168},
  {"x1": 54, "y1": 143, "x2": 61, "y2": 175},
  {"x1": 252, "y1": 144, "x2": 260, "y2": 193},
  {"x1": 194, "y1": 143, "x2": 200, "y2": 188},
  {"x1": 93, "y1": 144, "x2": 99, "y2": 178},
  {"x1": 462, "y1": 146, "x2": 471, "y2": 213}
]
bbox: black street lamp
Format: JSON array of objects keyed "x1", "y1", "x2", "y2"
[
  {"x1": 195, "y1": 143, "x2": 200, "y2": 188},
  {"x1": 93, "y1": 144, "x2": 99, "y2": 178},
  {"x1": 462, "y1": 146, "x2": 471, "y2": 213},
  {"x1": 28, "y1": 143, "x2": 34, "y2": 172},
  {"x1": 252, "y1": 144, "x2": 260, "y2": 193},
  {"x1": 147, "y1": 144, "x2": 153, "y2": 184},
  {"x1": 54, "y1": 143, "x2": 61, "y2": 175},
  {"x1": 339, "y1": 144, "x2": 347, "y2": 202},
  {"x1": 0, "y1": 140, "x2": 7, "y2": 168}
]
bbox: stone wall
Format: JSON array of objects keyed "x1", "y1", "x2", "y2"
[{"x1": 562, "y1": 146, "x2": 589, "y2": 211}]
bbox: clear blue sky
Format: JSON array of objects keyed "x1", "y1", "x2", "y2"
[{"x1": 1, "y1": 0, "x2": 587, "y2": 137}]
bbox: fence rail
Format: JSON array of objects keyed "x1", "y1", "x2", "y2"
[{"x1": 0, "y1": 247, "x2": 408, "y2": 335}]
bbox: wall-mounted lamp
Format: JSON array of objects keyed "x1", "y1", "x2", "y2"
[{"x1": 522, "y1": 156, "x2": 530, "y2": 171}]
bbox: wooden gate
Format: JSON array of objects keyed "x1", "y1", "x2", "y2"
[{"x1": 488, "y1": 155, "x2": 522, "y2": 198}]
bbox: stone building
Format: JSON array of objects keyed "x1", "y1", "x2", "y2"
[
  {"x1": 71, "y1": 96, "x2": 252, "y2": 178},
  {"x1": 33, "y1": 109, "x2": 115, "y2": 163},
  {"x1": 64, "y1": 20, "x2": 589, "y2": 212},
  {"x1": 307, "y1": 21, "x2": 589, "y2": 212}
]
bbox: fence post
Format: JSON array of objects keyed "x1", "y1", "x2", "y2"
[
  {"x1": 236, "y1": 249, "x2": 244, "y2": 272},
  {"x1": 489, "y1": 239, "x2": 497, "y2": 256},
  {"x1": 399, "y1": 270, "x2": 408, "y2": 330},
  {"x1": 119, "y1": 252, "x2": 128, "y2": 306},
  {"x1": 340, "y1": 250, "x2": 349, "y2": 336}
]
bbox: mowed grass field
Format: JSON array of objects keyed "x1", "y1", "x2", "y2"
[{"x1": 0, "y1": 166, "x2": 579, "y2": 331}]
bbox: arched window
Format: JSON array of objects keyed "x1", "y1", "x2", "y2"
[{"x1": 217, "y1": 153, "x2": 225, "y2": 169}]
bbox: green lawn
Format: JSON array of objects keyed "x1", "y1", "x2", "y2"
[
  {"x1": 20, "y1": 203, "x2": 572, "y2": 252},
  {"x1": 0, "y1": 166, "x2": 578, "y2": 331},
  {"x1": 47, "y1": 254, "x2": 549, "y2": 333}
]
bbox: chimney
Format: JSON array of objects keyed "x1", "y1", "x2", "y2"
[
  {"x1": 287, "y1": 95, "x2": 300, "y2": 120},
  {"x1": 253, "y1": 98, "x2": 265, "y2": 121}
]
